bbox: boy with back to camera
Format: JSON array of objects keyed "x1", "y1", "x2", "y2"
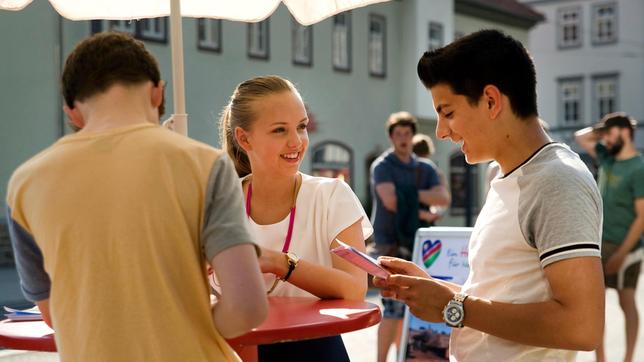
[{"x1": 6, "y1": 32, "x2": 267, "y2": 361}]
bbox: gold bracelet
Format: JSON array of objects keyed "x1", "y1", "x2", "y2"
[{"x1": 266, "y1": 278, "x2": 280, "y2": 295}]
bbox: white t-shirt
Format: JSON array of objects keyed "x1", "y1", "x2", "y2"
[
  {"x1": 247, "y1": 173, "x2": 373, "y2": 297},
  {"x1": 451, "y1": 143, "x2": 602, "y2": 362}
]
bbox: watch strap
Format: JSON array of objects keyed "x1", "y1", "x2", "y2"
[
  {"x1": 282, "y1": 253, "x2": 297, "y2": 282},
  {"x1": 454, "y1": 293, "x2": 468, "y2": 304}
]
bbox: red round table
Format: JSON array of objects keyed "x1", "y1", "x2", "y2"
[{"x1": 0, "y1": 297, "x2": 381, "y2": 361}]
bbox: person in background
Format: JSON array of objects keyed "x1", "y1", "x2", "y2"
[
  {"x1": 575, "y1": 112, "x2": 644, "y2": 362},
  {"x1": 412, "y1": 133, "x2": 450, "y2": 224},
  {"x1": 370, "y1": 112, "x2": 450, "y2": 362},
  {"x1": 219, "y1": 75, "x2": 373, "y2": 362},
  {"x1": 375, "y1": 29, "x2": 604, "y2": 361},
  {"x1": 6, "y1": 32, "x2": 267, "y2": 361}
]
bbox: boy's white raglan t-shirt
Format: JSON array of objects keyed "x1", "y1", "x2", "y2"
[{"x1": 450, "y1": 143, "x2": 602, "y2": 362}]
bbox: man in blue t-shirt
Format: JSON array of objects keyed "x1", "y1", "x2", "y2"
[{"x1": 369, "y1": 111, "x2": 450, "y2": 362}]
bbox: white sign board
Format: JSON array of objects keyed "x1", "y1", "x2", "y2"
[{"x1": 398, "y1": 227, "x2": 472, "y2": 362}]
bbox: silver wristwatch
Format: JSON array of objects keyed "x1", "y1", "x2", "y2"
[{"x1": 442, "y1": 293, "x2": 468, "y2": 328}]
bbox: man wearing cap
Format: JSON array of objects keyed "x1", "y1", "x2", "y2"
[{"x1": 576, "y1": 112, "x2": 644, "y2": 362}]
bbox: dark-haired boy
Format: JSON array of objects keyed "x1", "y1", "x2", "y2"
[
  {"x1": 375, "y1": 29, "x2": 604, "y2": 360},
  {"x1": 6, "y1": 32, "x2": 267, "y2": 361}
]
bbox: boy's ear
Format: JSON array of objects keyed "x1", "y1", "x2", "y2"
[
  {"x1": 482, "y1": 85, "x2": 502, "y2": 119},
  {"x1": 63, "y1": 104, "x2": 85, "y2": 131},
  {"x1": 151, "y1": 80, "x2": 164, "y2": 109}
]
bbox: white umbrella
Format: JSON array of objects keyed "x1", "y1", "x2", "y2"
[{"x1": 0, "y1": 0, "x2": 389, "y2": 135}]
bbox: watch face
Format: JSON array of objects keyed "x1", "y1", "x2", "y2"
[
  {"x1": 287, "y1": 252, "x2": 299, "y2": 264},
  {"x1": 444, "y1": 305, "x2": 463, "y2": 325}
]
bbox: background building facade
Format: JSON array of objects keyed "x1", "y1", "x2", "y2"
[
  {"x1": 523, "y1": 0, "x2": 644, "y2": 163},
  {"x1": 0, "y1": 0, "x2": 540, "y2": 269}
]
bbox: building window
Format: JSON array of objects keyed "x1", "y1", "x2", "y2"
[
  {"x1": 91, "y1": 19, "x2": 168, "y2": 43},
  {"x1": 197, "y1": 19, "x2": 222, "y2": 52},
  {"x1": 292, "y1": 18, "x2": 312, "y2": 66},
  {"x1": 139, "y1": 18, "x2": 166, "y2": 42},
  {"x1": 449, "y1": 152, "x2": 478, "y2": 217},
  {"x1": 311, "y1": 142, "x2": 353, "y2": 187},
  {"x1": 593, "y1": 74, "x2": 618, "y2": 121},
  {"x1": 248, "y1": 19, "x2": 269, "y2": 60},
  {"x1": 368, "y1": 14, "x2": 386, "y2": 78},
  {"x1": 332, "y1": 12, "x2": 352, "y2": 72},
  {"x1": 558, "y1": 78, "x2": 583, "y2": 125},
  {"x1": 592, "y1": 3, "x2": 617, "y2": 45},
  {"x1": 558, "y1": 6, "x2": 582, "y2": 48},
  {"x1": 428, "y1": 22, "x2": 443, "y2": 51},
  {"x1": 108, "y1": 20, "x2": 136, "y2": 35}
]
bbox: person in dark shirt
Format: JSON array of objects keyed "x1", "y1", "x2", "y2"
[{"x1": 369, "y1": 112, "x2": 450, "y2": 362}]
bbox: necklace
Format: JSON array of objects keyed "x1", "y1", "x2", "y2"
[{"x1": 245, "y1": 175, "x2": 299, "y2": 294}]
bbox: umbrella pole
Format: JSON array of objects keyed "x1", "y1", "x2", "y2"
[{"x1": 169, "y1": 0, "x2": 188, "y2": 136}]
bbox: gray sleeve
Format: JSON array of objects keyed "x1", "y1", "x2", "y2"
[
  {"x1": 201, "y1": 155, "x2": 258, "y2": 262},
  {"x1": 5, "y1": 206, "x2": 51, "y2": 302},
  {"x1": 518, "y1": 163, "x2": 602, "y2": 267}
]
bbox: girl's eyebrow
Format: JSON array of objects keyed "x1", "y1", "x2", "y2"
[{"x1": 269, "y1": 117, "x2": 309, "y2": 126}]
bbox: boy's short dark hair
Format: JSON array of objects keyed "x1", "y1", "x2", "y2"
[
  {"x1": 386, "y1": 111, "x2": 418, "y2": 136},
  {"x1": 62, "y1": 32, "x2": 162, "y2": 111},
  {"x1": 417, "y1": 29, "x2": 538, "y2": 119}
]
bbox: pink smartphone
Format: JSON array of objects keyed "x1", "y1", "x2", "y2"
[{"x1": 331, "y1": 239, "x2": 391, "y2": 279}]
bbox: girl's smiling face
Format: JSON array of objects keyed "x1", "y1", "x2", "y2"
[{"x1": 236, "y1": 90, "x2": 309, "y2": 177}]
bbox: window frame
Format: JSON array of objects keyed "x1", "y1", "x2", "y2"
[
  {"x1": 247, "y1": 19, "x2": 270, "y2": 60},
  {"x1": 557, "y1": 6, "x2": 582, "y2": 49},
  {"x1": 138, "y1": 18, "x2": 168, "y2": 43},
  {"x1": 197, "y1": 18, "x2": 222, "y2": 53},
  {"x1": 592, "y1": 2, "x2": 618, "y2": 45},
  {"x1": 311, "y1": 141, "x2": 354, "y2": 188},
  {"x1": 292, "y1": 17, "x2": 313, "y2": 67},
  {"x1": 91, "y1": 19, "x2": 168, "y2": 44},
  {"x1": 332, "y1": 12, "x2": 352, "y2": 73},
  {"x1": 592, "y1": 73, "x2": 619, "y2": 122},
  {"x1": 428, "y1": 22, "x2": 444, "y2": 51},
  {"x1": 368, "y1": 13, "x2": 386, "y2": 78},
  {"x1": 557, "y1": 76, "x2": 584, "y2": 126},
  {"x1": 107, "y1": 20, "x2": 136, "y2": 35}
]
